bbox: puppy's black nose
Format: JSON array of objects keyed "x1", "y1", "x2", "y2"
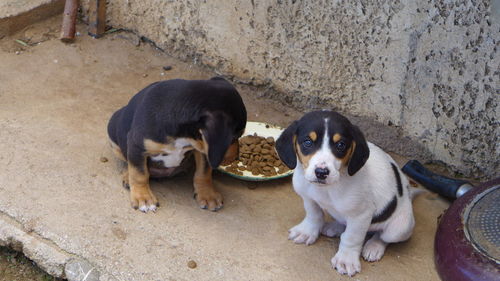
[{"x1": 315, "y1": 168, "x2": 329, "y2": 180}]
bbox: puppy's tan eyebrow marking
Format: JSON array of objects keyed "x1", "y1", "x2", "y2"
[
  {"x1": 309, "y1": 131, "x2": 317, "y2": 141},
  {"x1": 333, "y1": 133, "x2": 342, "y2": 143},
  {"x1": 296, "y1": 142, "x2": 313, "y2": 169},
  {"x1": 341, "y1": 141, "x2": 355, "y2": 165}
]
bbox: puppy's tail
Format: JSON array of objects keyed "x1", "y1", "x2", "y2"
[{"x1": 409, "y1": 186, "x2": 425, "y2": 200}]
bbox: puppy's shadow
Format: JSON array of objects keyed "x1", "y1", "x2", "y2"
[{"x1": 213, "y1": 170, "x2": 293, "y2": 191}]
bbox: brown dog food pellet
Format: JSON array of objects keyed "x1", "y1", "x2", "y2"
[
  {"x1": 224, "y1": 135, "x2": 290, "y2": 177},
  {"x1": 100, "y1": 157, "x2": 108, "y2": 163},
  {"x1": 187, "y1": 260, "x2": 197, "y2": 269}
]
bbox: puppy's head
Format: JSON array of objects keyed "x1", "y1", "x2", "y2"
[
  {"x1": 185, "y1": 77, "x2": 247, "y2": 169},
  {"x1": 199, "y1": 111, "x2": 245, "y2": 168},
  {"x1": 276, "y1": 110, "x2": 369, "y2": 185}
]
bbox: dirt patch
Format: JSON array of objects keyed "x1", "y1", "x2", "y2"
[
  {"x1": 0, "y1": 16, "x2": 59, "y2": 53},
  {"x1": 0, "y1": 246, "x2": 64, "y2": 281}
]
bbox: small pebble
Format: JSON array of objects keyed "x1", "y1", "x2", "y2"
[
  {"x1": 53, "y1": 59, "x2": 58, "y2": 64},
  {"x1": 187, "y1": 260, "x2": 197, "y2": 269},
  {"x1": 143, "y1": 74, "x2": 148, "y2": 78},
  {"x1": 76, "y1": 31, "x2": 81, "y2": 36},
  {"x1": 163, "y1": 65, "x2": 173, "y2": 71},
  {"x1": 15, "y1": 51, "x2": 20, "y2": 55},
  {"x1": 100, "y1": 156, "x2": 108, "y2": 163},
  {"x1": 160, "y1": 72, "x2": 165, "y2": 76}
]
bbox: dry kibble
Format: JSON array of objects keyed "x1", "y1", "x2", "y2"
[
  {"x1": 187, "y1": 260, "x2": 197, "y2": 269},
  {"x1": 224, "y1": 135, "x2": 290, "y2": 177}
]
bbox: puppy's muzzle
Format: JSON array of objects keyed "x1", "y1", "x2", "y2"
[{"x1": 315, "y1": 167, "x2": 329, "y2": 180}]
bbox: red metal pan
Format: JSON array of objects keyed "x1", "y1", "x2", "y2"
[{"x1": 402, "y1": 160, "x2": 499, "y2": 281}]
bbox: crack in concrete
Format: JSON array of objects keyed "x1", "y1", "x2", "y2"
[{"x1": 0, "y1": 210, "x2": 103, "y2": 280}]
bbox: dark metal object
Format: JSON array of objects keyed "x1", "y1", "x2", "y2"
[
  {"x1": 435, "y1": 180, "x2": 500, "y2": 281},
  {"x1": 88, "y1": 0, "x2": 106, "y2": 38},
  {"x1": 464, "y1": 186, "x2": 500, "y2": 263},
  {"x1": 402, "y1": 160, "x2": 473, "y2": 199},
  {"x1": 402, "y1": 160, "x2": 500, "y2": 281}
]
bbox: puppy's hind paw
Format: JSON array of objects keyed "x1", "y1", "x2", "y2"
[
  {"x1": 122, "y1": 180, "x2": 130, "y2": 190},
  {"x1": 331, "y1": 250, "x2": 361, "y2": 277},
  {"x1": 362, "y1": 234, "x2": 387, "y2": 262},
  {"x1": 288, "y1": 222, "x2": 321, "y2": 245},
  {"x1": 321, "y1": 221, "x2": 345, "y2": 237}
]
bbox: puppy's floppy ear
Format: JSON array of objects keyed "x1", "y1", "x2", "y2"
[
  {"x1": 200, "y1": 112, "x2": 233, "y2": 168},
  {"x1": 276, "y1": 121, "x2": 299, "y2": 169},
  {"x1": 347, "y1": 124, "x2": 370, "y2": 176}
]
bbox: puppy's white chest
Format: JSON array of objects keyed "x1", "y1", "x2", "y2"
[
  {"x1": 294, "y1": 169, "x2": 346, "y2": 223},
  {"x1": 309, "y1": 187, "x2": 347, "y2": 222},
  {"x1": 150, "y1": 138, "x2": 193, "y2": 168}
]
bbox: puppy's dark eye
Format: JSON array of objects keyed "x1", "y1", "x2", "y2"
[
  {"x1": 302, "y1": 139, "x2": 313, "y2": 148},
  {"x1": 335, "y1": 141, "x2": 346, "y2": 152}
]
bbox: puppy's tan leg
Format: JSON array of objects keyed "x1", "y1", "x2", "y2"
[
  {"x1": 220, "y1": 140, "x2": 239, "y2": 166},
  {"x1": 109, "y1": 139, "x2": 126, "y2": 161},
  {"x1": 109, "y1": 139, "x2": 131, "y2": 189},
  {"x1": 128, "y1": 164, "x2": 158, "y2": 213},
  {"x1": 193, "y1": 150, "x2": 223, "y2": 211},
  {"x1": 121, "y1": 169, "x2": 130, "y2": 189}
]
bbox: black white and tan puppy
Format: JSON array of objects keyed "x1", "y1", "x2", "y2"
[
  {"x1": 276, "y1": 110, "x2": 417, "y2": 276},
  {"x1": 107, "y1": 77, "x2": 246, "y2": 212}
]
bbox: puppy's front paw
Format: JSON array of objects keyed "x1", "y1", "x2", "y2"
[
  {"x1": 321, "y1": 221, "x2": 345, "y2": 237},
  {"x1": 288, "y1": 221, "x2": 321, "y2": 245},
  {"x1": 130, "y1": 186, "x2": 159, "y2": 213},
  {"x1": 194, "y1": 189, "x2": 223, "y2": 211},
  {"x1": 331, "y1": 249, "x2": 361, "y2": 276}
]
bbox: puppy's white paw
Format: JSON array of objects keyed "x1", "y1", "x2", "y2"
[
  {"x1": 321, "y1": 221, "x2": 345, "y2": 237},
  {"x1": 139, "y1": 204, "x2": 158, "y2": 213},
  {"x1": 288, "y1": 221, "x2": 321, "y2": 245},
  {"x1": 331, "y1": 249, "x2": 361, "y2": 276},
  {"x1": 362, "y1": 236, "x2": 387, "y2": 262}
]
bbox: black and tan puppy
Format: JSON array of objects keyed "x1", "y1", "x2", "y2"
[{"x1": 107, "y1": 77, "x2": 246, "y2": 212}]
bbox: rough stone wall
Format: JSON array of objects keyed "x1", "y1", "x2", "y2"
[
  {"x1": 402, "y1": 0, "x2": 499, "y2": 178},
  {"x1": 80, "y1": 0, "x2": 499, "y2": 179}
]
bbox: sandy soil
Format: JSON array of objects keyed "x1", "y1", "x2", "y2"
[{"x1": 0, "y1": 246, "x2": 62, "y2": 281}]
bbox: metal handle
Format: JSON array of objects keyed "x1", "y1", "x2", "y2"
[{"x1": 402, "y1": 160, "x2": 473, "y2": 199}]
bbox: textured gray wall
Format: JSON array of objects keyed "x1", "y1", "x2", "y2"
[{"x1": 82, "y1": 0, "x2": 499, "y2": 179}]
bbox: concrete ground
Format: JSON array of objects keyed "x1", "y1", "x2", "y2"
[{"x1": 0, "y1": 16, "x2": 450, "y2": 281}]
